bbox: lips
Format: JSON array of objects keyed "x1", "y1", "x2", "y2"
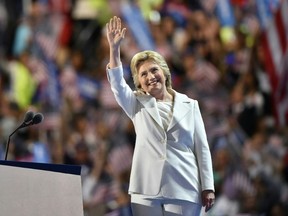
[{"x1": 148, "y1": 79, "x2": 158, "y2": 86}]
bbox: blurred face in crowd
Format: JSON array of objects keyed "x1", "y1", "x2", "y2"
[{"x1": 138, "y1": 60, "x2": 167, "y2": 97}]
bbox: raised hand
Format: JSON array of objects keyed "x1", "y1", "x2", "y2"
[{"x1": 106, "y1": 16, "x2": 126, "y2": 49}]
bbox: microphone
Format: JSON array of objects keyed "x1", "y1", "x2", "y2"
[
  {"x1": 18, "y1": 110, "x2": 35, "y2": 129},
  {"x1": 19, "y1": 112, "x2": 44, "y2": 128},
  {"x1": 4, "y1": 111, "x2": 44, "y2": 160},
  {"x1": 32, "y1": 113, "x2": 44, "y2": 125},
  {"x1": 23, "y1": 110, "x2": 34, "y2": 123}
]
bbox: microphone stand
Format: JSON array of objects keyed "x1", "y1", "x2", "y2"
[
  {"x1": 3, "y1": 112, "x2": 44, "y2": 161},
  {"x1": 4, "y1": 123, "x2": 29, "y2": 161}
]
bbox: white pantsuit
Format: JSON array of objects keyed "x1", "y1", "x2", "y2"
[{"x1": 107, "y1": 65, "x2": 214, "y2": 208}]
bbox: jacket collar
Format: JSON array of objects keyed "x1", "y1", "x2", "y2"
[
  {"x1": 168, "y1": 90, "x2": 191, "y2": 130},
  {"x1": 136, "y1": 90, "x2": 191, "y2": 131}
]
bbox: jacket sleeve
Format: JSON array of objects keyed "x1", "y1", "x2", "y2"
[
  {"x1": 106, "y1": 64, "x2": 136, "y2": 118},
  {"x1": 193, "y1": 100, "x2": 215, "y2": 192}
]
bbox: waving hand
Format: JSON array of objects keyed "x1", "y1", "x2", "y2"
[{"x1": 106, "y1": 16, "x2": 126, "y2": 52}]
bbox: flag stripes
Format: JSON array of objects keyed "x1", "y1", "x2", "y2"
[{"x1": 261, "y1": 0, "x2": 288, "y2": 126}]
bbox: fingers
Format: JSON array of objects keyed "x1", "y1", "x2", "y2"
[
  {"x1": 121, "y1": 28, "x2": 126, "y2": 38},
  {"x1": 117, "y1": 16, "x2": 121, "y2": 31},
  {"x1": 205, "y1": 198, "x2": 215, "y2": 212},
  {"x1": 112, "y1": 16, "x2": 117, "y2": 30},
  {"x1": 106, "y1": 16, "x2": 126, "y2": 45},
  {"x1": 107, "y1": 16, "x2": 121, "y2": 32},
  {"x1": 201, "y1": 191, "x2": 215, "y2": 212},
  {"x1": 106, "y1": 17, "x2": 115, "y2": 34}
]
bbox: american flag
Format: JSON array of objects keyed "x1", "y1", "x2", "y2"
[{"x1": 260, "y1": 0, "x2": 288, "y2": 126}]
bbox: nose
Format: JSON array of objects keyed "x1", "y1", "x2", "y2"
[{"x1": 147, "y1": 72, "x2": 155, "y2": 79}]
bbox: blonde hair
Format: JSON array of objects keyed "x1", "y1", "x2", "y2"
[{"x1": 130, "y1": 50, "x2": 172, "y2": 91}]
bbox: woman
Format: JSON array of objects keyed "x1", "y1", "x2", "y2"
[{"x1": 106, "y1": 16, "x2": 215, "y2": 216}]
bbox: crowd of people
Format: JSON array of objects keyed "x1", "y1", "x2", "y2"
[{"x1": 0, "y1": 0, "x2": 288, "y2": 215}]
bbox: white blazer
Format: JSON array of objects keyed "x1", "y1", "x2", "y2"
[{"x1": 107, "y1": 65, "x2": 214, "y2": 204}]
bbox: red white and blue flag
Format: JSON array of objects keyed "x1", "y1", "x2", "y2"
[{"x1": 259, "y1": 0, "x2": 288, "y2": 126}]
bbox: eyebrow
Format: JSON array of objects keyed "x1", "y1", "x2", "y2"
[{"x1": 139, "y1": 66, "x2": 159, "y2": 74}]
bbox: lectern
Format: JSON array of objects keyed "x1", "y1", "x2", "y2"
[{"x1": 0, "y1": 160, "x2": 84, "y2": 216}]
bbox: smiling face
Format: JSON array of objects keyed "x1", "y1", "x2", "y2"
[
  {"x1": 138, "y1": 60, "x2": 167, "y2": 97},
  {"x1": 130, "y1": 50, "x2": 172, "y2": 94}
]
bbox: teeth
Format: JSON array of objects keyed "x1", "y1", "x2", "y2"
[{"x1": 149, "y1": 80, "x2": 157, "y2": 85}]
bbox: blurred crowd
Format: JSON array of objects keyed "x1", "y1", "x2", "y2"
[{"x1": 0, "y1": 0, "x2": 288, "y2": 215}]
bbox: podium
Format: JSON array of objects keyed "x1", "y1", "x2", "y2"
[{"x1": 0, "y1": 160, "x2": 84, "y2": 216}]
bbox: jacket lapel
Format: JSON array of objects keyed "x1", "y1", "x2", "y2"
[
  {"x1": 168, "y1": 92, "x2": 191, "y2": 131},
  {"x1": 137, "y1": 95, "x2": 163, "y2": 129},
  {"x1": 136, "y1": 91, "x2": 192, "y2": 131}
]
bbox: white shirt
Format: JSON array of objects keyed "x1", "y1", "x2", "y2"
[{"x1": 157, "y1": 101, "x2": 173, "y2": 131}]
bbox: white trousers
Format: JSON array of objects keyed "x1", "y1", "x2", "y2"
[{"x1": 131, "y1": 195, "x2": 202, "y2": 216}]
